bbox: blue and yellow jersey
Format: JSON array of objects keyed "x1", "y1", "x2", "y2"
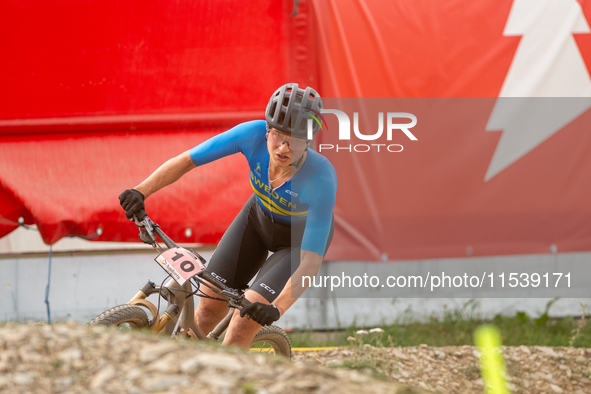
[{"x1": 189, "y1": 120, "x2": 337, "y2": 255}]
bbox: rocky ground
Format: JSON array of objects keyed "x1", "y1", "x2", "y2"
[
  {"x1": 0, "y1": 322, "x2": 429, "y2": 394},
  {"x1": 0, "y1": 322, "x2": 589, "y2": 394},
  {"x1": 294, "y1": 344, "x2": 591, "y2": 393}
]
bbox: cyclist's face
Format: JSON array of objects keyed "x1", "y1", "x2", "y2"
[{"x1": 267, "y1": 128, "x2": 308, "y2": 166}]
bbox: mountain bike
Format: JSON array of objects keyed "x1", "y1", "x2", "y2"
[{"x1": 88, "y1": 210, "x2": 291, "y2": 358}]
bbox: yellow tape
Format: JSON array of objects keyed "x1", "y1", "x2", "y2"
[
  {"x1": 474, "y1": 325, "x2": 510, "y2": 394},
  {"x1": 248, "y1": 347, "x2": 342, "y2": 353},
  {"x1": 291, "y1": 347, "x2": 343, "y2": 352}
]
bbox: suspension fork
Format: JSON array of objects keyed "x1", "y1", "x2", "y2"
[
  {"x1": 127, "y1": 281, "x2": 161, "y2": 329},
  {"x1": 126, "y1": 279, "x2": 207, "y2": 338}
]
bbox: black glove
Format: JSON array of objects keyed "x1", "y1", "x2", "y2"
[
  {"x1": 240, "y1": 302, "x2": 280, "y2": 326},
  {"x1": 118, "y1": 189, "x2": 145, "y2": 219}
]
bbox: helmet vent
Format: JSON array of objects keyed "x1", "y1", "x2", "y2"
[
  {"x1": 270, "y1": 102, "x2": 277, "y2": 118},
  {"x1": 265, "y1": 83, "x2": 323, "y2": 138}
]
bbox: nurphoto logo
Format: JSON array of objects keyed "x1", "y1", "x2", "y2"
[{"x1": 307, "y1": 109, "x2": 417, "y2": 153}]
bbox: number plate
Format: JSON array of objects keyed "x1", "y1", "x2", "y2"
[{"x1": 155, "y1": 247, "x2": 206, "y2": 285}]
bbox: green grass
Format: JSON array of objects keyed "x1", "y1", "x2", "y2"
[
  {"x1": 288, "y1": 329, "x2": 349, "y2": 348},
  {"x1": 288, "y1": 299, "x2": 591, "y2": 348}
]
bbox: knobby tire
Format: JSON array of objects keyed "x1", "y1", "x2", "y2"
[
  {"x1": 88, "y1": 305, "x2": 150, "y2": 328},
  {"x1": 251, "y1": 324, "x2": 292, "y2": 358}
]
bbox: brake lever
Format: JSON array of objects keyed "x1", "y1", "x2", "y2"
[
  {"x1": 221, "y1": 290, "x2": 246, "y2": 309},
  {"x1": 133, "y1": 216, "x2": 144, "y2": 228},
  {"x1": 134, "y1": 216, "x2": 157, "y2": 244}
]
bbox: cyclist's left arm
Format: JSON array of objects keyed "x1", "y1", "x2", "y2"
[
  {"x1": 273, "y1": 171, "x2": 337, "y2": 314},
  {"x1": 273, "y1": 250, "x2": 324, "y2": 315}
]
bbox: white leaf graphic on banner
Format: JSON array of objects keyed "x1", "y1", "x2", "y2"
[{"x1": 485, "y1": 0, "x2": 591, "y2": 181}]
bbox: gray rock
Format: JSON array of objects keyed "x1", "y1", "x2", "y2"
[
  {"x1": 535, "y1": 346, "x2": 559, "y2": 358},
  {"x1": 147, "y1": 353, "x2": 181, "y2": 374},
  {"x1": 434, "y1": 350, "x2": 446, "y2": 359},
  {"x1": 139, "y1": 342, "x2": 178, "y2": 363},
  {"x1": 57, "y1": 348, "x2": 83, "y2": 362},
  {"x1": 142, "y1": 376, "x2": 189, "y2": 392},
  {"x1": 89, "y1": 364, "x2": 116, "y2": 389}
]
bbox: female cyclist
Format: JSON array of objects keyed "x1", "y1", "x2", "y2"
[{"x1": 119, "y1": 83, "x2": 337, "y2": 348}]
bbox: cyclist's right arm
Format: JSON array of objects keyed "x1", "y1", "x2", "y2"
[
  {"x1": 134, "y1": 120, "x2": 265, "y2": 199},
  {"x1": 134, "y1": 151, "x2": 195, "y2": 199}
]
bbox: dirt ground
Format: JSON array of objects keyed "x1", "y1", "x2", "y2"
[
  {"x1": 0, "y1": 322, "x2": 589, "y2": 394},
  {"x1": 293, "y1": 344, "x2": 591, "y2": 393},
  {"x1": 0, "y1": 322, "x2": 430, "y2": 394}
]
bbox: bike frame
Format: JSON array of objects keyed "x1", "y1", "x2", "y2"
[{"x1": 124, "y1": 212, "x2": 247, "y2": 341}]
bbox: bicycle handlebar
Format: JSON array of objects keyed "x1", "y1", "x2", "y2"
[
  {"x1": 135, "y1": 208, "x2": 148, "y2": 221},
  {"x1": 153, "y1": 226, "x2": 177, "y2": 249},
  {"x1": 132, "y1": 209, "x2": 252, "y2": 309},
  {"x1": 133, "y1": 209, "x2": 177, "y2": 249},
  {"x1": 197, "y1": 271, "x2": 252, "y2": 308}
]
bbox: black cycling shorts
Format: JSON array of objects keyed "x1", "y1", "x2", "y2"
[{"x1": 205, "y1": 194, "x2": 334, "y2": 302}]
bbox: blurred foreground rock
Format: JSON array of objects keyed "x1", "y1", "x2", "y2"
[{"x1": 0, "y1": 322, "x2": 431, "y2": 394}]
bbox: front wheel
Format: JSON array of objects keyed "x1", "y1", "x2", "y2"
[
  {"x1": 88, "y1": 305, "x2": 150, "y2": 329},
  {"x1": 250, "y1": 325, "x2": 292, "y2": 358}
]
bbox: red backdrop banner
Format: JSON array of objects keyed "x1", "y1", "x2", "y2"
[
  {"x1": 2, "y1": 0, "x2": 591, "y2": 263},
  {"x1": 0, "y1": 0, "x2": 306, "y2": 244}
]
